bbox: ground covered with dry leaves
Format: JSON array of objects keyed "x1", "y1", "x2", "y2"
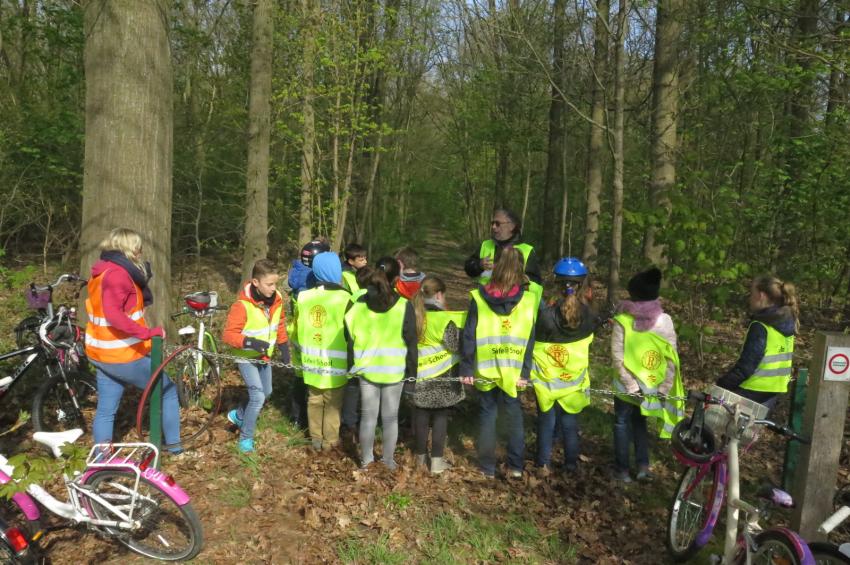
[{"x1": 0, "y1": 236, "x2": 844, "y2": 564}]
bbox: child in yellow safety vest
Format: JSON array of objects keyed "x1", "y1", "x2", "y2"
[
  {"x1": 716, "y1": 275, "x2": 798, "y2": 410},
  {"x1": 223, "y1": 259, "x2": 291, "y2": 454},
  {"x1": 411, "y1": 276, "x2": 466, "y2": 474},
  {"x1": 611, "y1": 267, "x2": 683, "y2": 482},
  {"x1": 531, "y1": 257, "x2": 602, "y2": 474},
  {"x1": 460, "y1": 246, "x2": 538, "y2": 479}
]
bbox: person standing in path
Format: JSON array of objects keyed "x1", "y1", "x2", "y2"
[
  {"x1": 345, "y1": 266, "x2": 418, "y2": 470},
  {"x1": 464, "y1": 208, "x2": 541, "y2": 286},
  {"x1": 611, "y1": 267, "x2": 683, "y2": 482},
  {"x1": 223, "y1": 259, "x2": 291, "y2": 453},
  {"x1": 716, "y1": 275, "x2": 798, "y2": 410},
  {"x1": 460, "y1": 246, "x2": 538, "y2": 479},
  {"x1": 86, "y1": 228, "x2": 183, "y2": 453}
]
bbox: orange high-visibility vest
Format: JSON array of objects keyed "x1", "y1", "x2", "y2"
[{"x1": 85, "y1": 268, "x2": 152, "y2": 363}]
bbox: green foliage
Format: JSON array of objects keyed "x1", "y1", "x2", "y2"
[{"x1": 0, "y1": 441, "x2": 87, "y2": 500}]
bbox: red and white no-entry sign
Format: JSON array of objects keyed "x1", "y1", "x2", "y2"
[{"x1": 825, "y1": 347, "x2": 850, "y2": 381}]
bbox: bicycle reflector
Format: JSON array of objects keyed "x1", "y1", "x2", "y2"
[{"x1": 3, "y1": 526, "x2": 29, "y2": 553}]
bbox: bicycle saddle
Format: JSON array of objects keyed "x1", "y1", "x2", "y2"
[
  {"x1": 33, "y1": 429, "x2": 84, "y2": 458},
  {"x1": 757, "y1": 483, "x2": 795, "y2": 508}
]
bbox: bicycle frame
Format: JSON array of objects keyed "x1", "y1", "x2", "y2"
[{"x1": 0, "y1": 346, "x2": 41, "y2": 394}]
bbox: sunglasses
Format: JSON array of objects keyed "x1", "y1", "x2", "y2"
[{"x1": 491, "y1": 220, "x2": 513, "y2": 227}]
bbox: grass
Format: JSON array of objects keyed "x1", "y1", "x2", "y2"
[
  {"x1": 383, "y1": 492, "x2": 413, "y2": 511},
  {"x1": 338, "y1": 533, "x2": 407, "y2": 564},
  {"x1": 217, "y1": 480, "x2": 252, "y2": 508}
]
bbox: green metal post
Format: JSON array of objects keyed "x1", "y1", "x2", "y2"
[
  {"x1": 783, "y1": 368, "x2": 808, "y2": 491},
  {"x1": 149, "y1": 336, "x2": 163, "y2": 469}
]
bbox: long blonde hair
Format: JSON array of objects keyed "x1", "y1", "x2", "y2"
[
  {"x1": 753, "y1": 275, "x2": 800, "y2": 332},
  {"x1": 560, "y1": 277, "x2": 589, "y2": 329},
  {"x1": 413, "y1": 276, "x2": 446, "y2": 339},
  {"x1": 99, "y1": 228, "x2": 144, "y2": 271},
  {"x1": 489, "y1": 245, "x2": 525, "y2": 294}
]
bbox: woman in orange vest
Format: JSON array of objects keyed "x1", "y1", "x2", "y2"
[{"x1": 86, "y1": 228, "x2": 182, "y2": 452}]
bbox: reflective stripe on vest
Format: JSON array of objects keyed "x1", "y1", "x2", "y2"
[
  {"x1": 740, "y1": 322, "x2": 795, "y2": 393},
  {"x1": 530, "y1": 335, "x2": 593, "y2": 414},
  {"x1": 417, "y1": 311, "x2": 466, "y2": 381},
  {"x1": 345, "y1": 297, "x2": 409, "y2": 384},
  {"x1": 471, "y1": 289, "x2": 536, "y2": 398},
  {"x1": 613, "y1": 313, "x2": 685, "y2": 439},
  {"x1": 85, "y1": 268, "x2": 151, "y2": 363},
  {"x1": 230, "y1": 284, "x2": 283, "y2": 359},
  {"x1": 477, "y1": 240, "x2": 533, "y2": 285},
  {"x1": 293, "y1": 287, "x2": 350, "y2": 389}
]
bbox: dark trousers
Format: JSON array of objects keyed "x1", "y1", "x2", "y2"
[
  {"x1": 536, "y1": 402, "x2": 579, "y2": 468},
  {"x1": 414, "y1": 407, "x2": 449, "y2": 458},
  {"x1": 477, "y1": 388, "x2": 524, "y2": 475},
  {"x1": 613, "y1": 397, "x2": 649, "y2": 472}
]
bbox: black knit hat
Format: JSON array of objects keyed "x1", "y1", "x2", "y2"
[{"x1": 627, "y1": 267, "x2": 662, "y2": 301}]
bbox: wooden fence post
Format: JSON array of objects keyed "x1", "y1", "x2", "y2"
[{"x1": 791, "y1": 332, "x2": 850, "y2": 540}]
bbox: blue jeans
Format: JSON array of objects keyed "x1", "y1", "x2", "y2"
[
  {"x1": 236, "y1": 362, "x2": 272, "y2": 441},
  {"x1": 92, "y1": 356, "x2": 181, "y2": 450},
  {"x1": 477, "y1": 388, "x2": 525, "y2": 475},
  {"x1": 613, "y1": 397, "x2": 649, "y2": 473},
  {"x1": 536, "y1": 402, "x2": 579, "y2": 468}
]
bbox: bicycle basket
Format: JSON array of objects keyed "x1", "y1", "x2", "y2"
[
  {"x1": 25, "y1": 289, "x2": 51, "y2": 310},
  {"x1": 703, "y1": 385, "x2": 769, "y2": 442}
]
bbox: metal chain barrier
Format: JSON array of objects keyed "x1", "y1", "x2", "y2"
[{"x1": 164, "y1": 343, "x2": 691, "y2": 403}]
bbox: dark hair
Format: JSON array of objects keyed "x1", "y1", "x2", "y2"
[
  {"x1": 344, "y1": 243, "x2": 366, "y2": 261},
  {"x1": 493, "y1": 207, "x2": 522, "y2": 238},
  {"x1": 251, "y1": 259, "x2": 278, "y2": 279},
  {"x1": 375, "y1": 256, "x2": 400, "y2": 284},
  {"x1": 360, "y1": 265, "x2": 395, "y2": 311},
  {"x1": 394, "y1": 246, "x2": 419, "y2": 270}
]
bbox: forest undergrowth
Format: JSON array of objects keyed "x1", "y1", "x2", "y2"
[{"x1": 0, "y1": 236, "x2": 846, "y2": 564}]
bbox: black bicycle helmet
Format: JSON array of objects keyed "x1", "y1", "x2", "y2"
[
  {"x1": 671, "y1": 418, "x2": 718, "y2": 466},
  {"x1": 300, "y1": 239, "x2": 330, "y2": 268}
]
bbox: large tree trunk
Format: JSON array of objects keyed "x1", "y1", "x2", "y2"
[
  {"x1": 79, "y1": 0, "x2": 173, "y2": 327},
  {"x1": 608, "y1": 0, "x2": 628, "y2": 303},
  {"x1": 298, "y1": 0, "x2": 318, "y2": 245},
  {"x1": 643, "y1": 0, "x2": 682, "y2": 267},
  {"x1": 582, "y1": 0, "x2": 609, "y2": 271},
  {"x1": 241, "y1": 0, "x2": 273, "y2": 281},
  {"x1": 541, "y1": 0, "x2": 566, "y2": 264}
]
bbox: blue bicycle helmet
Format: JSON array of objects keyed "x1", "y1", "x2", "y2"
[{"x1": 553, "y1": 257, "x2": 588, "y2": 278}]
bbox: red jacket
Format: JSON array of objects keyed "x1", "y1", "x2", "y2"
[{"x1": 223, "y1": 282, "x2": 288, "y2": 349}]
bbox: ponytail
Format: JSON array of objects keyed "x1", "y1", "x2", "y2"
[
  {"x1": 412, "y1": 291, "x2": 426, "y2": 340},
  {"x1": 753, "y1": 274, "x2": 800, "y2": 333},
  {"x1": 559, "y1": 278, "x2": 589, "y2": 329},
  {"x1": 412, "y1": 276, "x2": 447, "y2": 340},
  {"x1": 359, "y1": 265, "x2": 395, "y2": 311},
  {"x1": 780, "y1": 281, "x2": 800, "y2": 332}
]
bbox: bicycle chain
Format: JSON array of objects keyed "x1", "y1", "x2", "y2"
[{"x1": 163, "y1": 343, "x2": 690, "y2": 402}]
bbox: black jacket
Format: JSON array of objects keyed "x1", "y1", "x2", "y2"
[
  {"x1": 463, "y1": 235, "x2": 542, "y2": 285},
  {"x1": 459, "y1": 284, "x2": 536, "y2": 379},
  {"x1": 717, "y1": 306, "x2": 797, "y2": 405},
  {"x1": 344, "y1": 293, "x2": 418, "y2": 381},
  {"x1": 534, "y1": 301, "x2": 600, "y2": 343}
]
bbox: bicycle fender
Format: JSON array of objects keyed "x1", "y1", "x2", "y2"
[
  {"x1": 0, "y1": 468, "x2": 42, "y2": 522},
  {"x1": 82, "y1": 461, "x2": 191, "y2": 506}
]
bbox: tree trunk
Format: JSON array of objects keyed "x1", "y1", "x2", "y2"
[
  {"x1": 299, "y1": 0, "x2": 318, "y2": 245},
  {"x1": 582, "y1": 0, "x2": 609, "y2": 271},
  {"x1": 643, "y1": 0, "x2": 682, "y2": 267},
  {"x1": 541, "y1": 0, "x2": 566, "y2": 264},
  {"x1": 241, "y1": 0, "x2": 273, "y2": 281},
  {"x1": 608, "y1": 0, "x2": 628, "y2": 304},
  {"x1": 79, "y1": 0, "x2": 173, "y2": 327}
]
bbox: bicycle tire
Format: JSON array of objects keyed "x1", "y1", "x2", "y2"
[
  {"x1": 83, "y1": 469, "x2": 203, "y2": 561},
  {"x1": 744, "y1": 529, "x2": 814, "y2": 565},
  {"x1": 667, "y1": 462, "x2": 725, "y2": 562},
  {"x1": 809, "y1": 542, "x2": 850, "y2": 564},
  {"x1": 31, "y1": 370, "x2": 97, "y2": 433},
  {"x1": 137, "y1": 345, "x2": 222, "y2": 448}
]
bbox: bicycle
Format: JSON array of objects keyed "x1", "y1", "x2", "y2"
[
  {"x1": 807, "y1": 486, "x2": 850, "y2": 563},
  {"x1": 0, "y1": 428, "x2": 203, "y2": 561},
  {"x1": 0, "y1": 513, "x2": 40, "y2": 564},
  {"x1": 135, "y1": 292, "x2": 225, "y2": 447},
  {"x1": 1, "y1": 275, "x2": 97, "y2": 434},
  {"x1": 666, "y1": 385, "x2": 814, "y2": 564}
]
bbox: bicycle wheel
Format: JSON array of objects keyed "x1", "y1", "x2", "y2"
[
  {"x1": 809, "y1": 542, "x2": 850, "y2": 564},
  {"x1": 32, "y1": 370, "x2": 97, "y2": 433},
  {"x1": 83, "y1": 469, "x2": 203, "y2": 561},
  {"x1": 747, "y1": 529, "x2": 814, "y2": 565},
  {"x1": 667, "y1": 462, "x2": 725, "y2": 562}
]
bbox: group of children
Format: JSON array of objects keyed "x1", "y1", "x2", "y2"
[{"x1": 222, "y1": 239, "x2": 800, "y2": 481}]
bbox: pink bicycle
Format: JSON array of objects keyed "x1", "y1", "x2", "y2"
[
  {"x1": 667, "y1": 386, "x2": 814, "y2": 564},
  {"x1": 0, "y1": 429, "x2": 203, "y2": 561}
]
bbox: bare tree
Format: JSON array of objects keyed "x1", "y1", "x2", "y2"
[{"x1": 608, "y1": 0, "x2": 628, "y2": 303}]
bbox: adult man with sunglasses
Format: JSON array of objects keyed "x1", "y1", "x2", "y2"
[{"x1": 464, "y1": 207, "x2": 542, "y2": 286}]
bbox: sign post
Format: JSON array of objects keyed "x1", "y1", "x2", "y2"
[
  {"x1": 791, "y1": 332, "x2": 850, "y2": 540},
  {"x1": 149, "y1": 336, "x2": 163, "y2": 469}
]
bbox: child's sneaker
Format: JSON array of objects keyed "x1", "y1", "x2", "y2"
[
  {"x1": 613, "y1": 469, "x2": 633, "y2": 483},
  {"x1": 636, "y1": 467, "x2": 654, "y2": 482},
  {"x1": 238, "y1": 438, "x2": 254, "y2": 453},
  {"x1": 227, "y1": 409, "x2": 243, "y2": 429}
]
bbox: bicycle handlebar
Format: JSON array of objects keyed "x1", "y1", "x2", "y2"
[
  {"x1": 754, "y1": 420, "x2": 811, "y2": 444},
  {"x1": 30, "y1": 273, "x2": 86, "y2": 293},
  {"x1": 170, "y1": 305, "x2": 228, "y2": 319},
  {"x1": 819, "y1": 505, "x2": 850, "y2": 534}
]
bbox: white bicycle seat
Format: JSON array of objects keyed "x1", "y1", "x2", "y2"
[{"x1": 33, "y1": 429, "x2": 84, "y2": 458}]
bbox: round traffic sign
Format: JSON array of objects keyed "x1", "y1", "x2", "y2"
[{"x1": 829, "y1": 353, "x2": 849, "y2": 375}]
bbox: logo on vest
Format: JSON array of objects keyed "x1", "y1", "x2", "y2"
[
  {"x1": 312, "y1": 332, "x2": 323, "y2": 345},
  {"x1": 545, "y1": 344, "x2": 569, "y2": 368},
  {"x1": 309, "y1": 305, "x2": 327, "y2": 328},
  {"x1": 641, "y1": 350, "x2": 662, "y2": 371},
  {"x1": 500, "y1": 319, "x2": 512, "y2": 334}
]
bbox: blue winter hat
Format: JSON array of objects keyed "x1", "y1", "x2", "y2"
[{"x1": 312, "y1": 252, "x2": 342, "y2": 284}]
